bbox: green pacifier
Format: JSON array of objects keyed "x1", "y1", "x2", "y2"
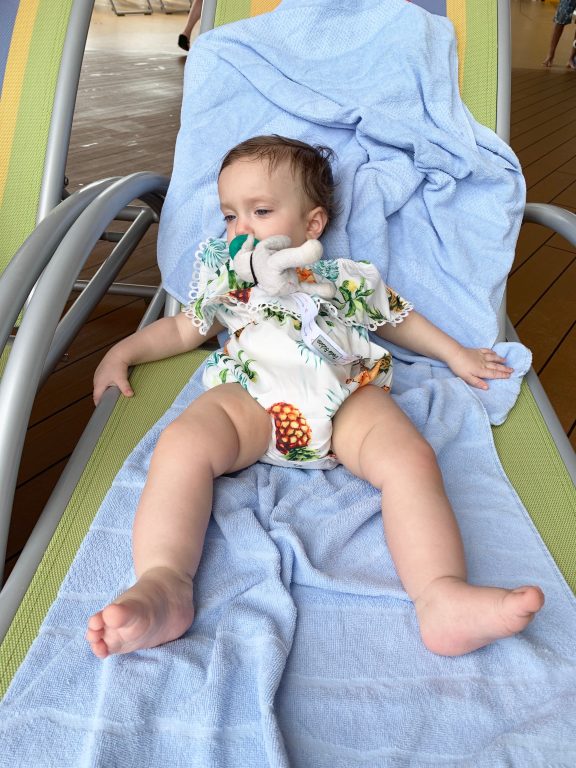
[{"x1": 228, "y1": 234, "x2": 259, "y2": 259}]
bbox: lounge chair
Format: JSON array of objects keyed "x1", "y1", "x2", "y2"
[{"x1": 1, "y1": 0, "x2": 575, "y2": 763}]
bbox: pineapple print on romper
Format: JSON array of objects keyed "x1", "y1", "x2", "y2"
[
  {"x1": 268, "y1": 402, "x2": 318, "y2": 463},
  {"x1": 185, "y1": 239, "x2": 413, "y2": 470}
]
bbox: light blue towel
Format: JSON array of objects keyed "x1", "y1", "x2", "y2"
[
  {"x1": 2, "y1": 354, "x2": 576, "y2": 767},
  {"x1": 2, "y1": 2, "x2": 576, "y2": 766}
]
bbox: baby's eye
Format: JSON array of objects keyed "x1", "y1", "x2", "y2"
[
  {"x1": 223, "y1": 214, "x2": 236, "y2": 223},
  {"x1": 255, "y1": 209, "x2": 271, "y2": 217}
]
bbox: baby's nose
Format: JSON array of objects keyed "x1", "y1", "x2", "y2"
[{"x1": 235, "y1": 217, "x2": 254, "y2": 236}]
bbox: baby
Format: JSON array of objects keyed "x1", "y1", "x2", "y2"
[{"x1": 87, "y1": 135, "x2": 544, "y2": 659}]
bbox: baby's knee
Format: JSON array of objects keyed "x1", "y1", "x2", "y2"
[
  {"x1": 363, "y1": 428, "x2": 439, "y2": 489},
  {"x1": 156, "y1": 416, "x2": 204, "y2": 459},
  {"x1": 160, "y1": 387, "x2": 270, "y2": 474},
  {"x1": 154, "y1": 408, "x2": 239, "y2": 478},
  {"x1": 404, "y1": 432, "x2": 438, "y2": 468},
  {"x1": 156, "y1": 397, "x2": 228, "y2": 453}
]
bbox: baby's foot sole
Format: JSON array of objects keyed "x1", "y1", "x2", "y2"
[
  {"x1": 416, "y1": 580, "x2": 544, "y2": 657},
  {"x1": 86, "y1": 568, "x2": 194, "y2": 657}
]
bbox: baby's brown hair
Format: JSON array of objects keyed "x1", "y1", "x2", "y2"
[{"x1": 219, "y1": 135, "x2": 339, "y2": 226}]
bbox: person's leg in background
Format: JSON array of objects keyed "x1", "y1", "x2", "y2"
[
  {"x1": 543, "y1": 0, "x2": 576, "y2": 67},
  {"x1": 178, "y1": 0, "x2": 203, "y2": 52}
]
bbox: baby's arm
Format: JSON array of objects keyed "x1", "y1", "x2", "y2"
[
  {"x1": 375, "y1": 310, "x2": 513, "y2": 390},
  {"x1": 93, "y1": 313, "x2": 223, "y2": 405}
]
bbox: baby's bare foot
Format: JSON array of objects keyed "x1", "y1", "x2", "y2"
[
  {"x1": 86, "y1": 567, "x2": 194, "y2": 658},
  {"x1": 543, "y1": 55, "x2": 553, "y2": 67},
  {"x1": 415, "y1": 577, "x2": 544, "y2": 656}
]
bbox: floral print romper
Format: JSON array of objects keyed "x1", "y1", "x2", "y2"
[{"x1": 185, "y1": 238, "x2": 413, "y2": 469}]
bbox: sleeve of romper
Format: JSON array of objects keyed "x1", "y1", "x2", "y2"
[
  {"x1": 183, "y1": 237, "x2": 245, "y2": 334},
  {"x1": 329, "y1": 259, "x2": 413, "y2": 329}
]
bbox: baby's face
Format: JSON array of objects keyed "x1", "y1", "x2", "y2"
[{"x1": 218, "y1": 158, "x2": 312, "y2": 246}]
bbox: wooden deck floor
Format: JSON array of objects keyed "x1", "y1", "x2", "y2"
[{"x1": 4, "y1": 23, "x2": 576, "y2": 580}]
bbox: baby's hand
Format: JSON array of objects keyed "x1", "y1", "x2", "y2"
[
  {"x1": 93, "y1": 349, "x2": 133, "y2": 406},
  {"x1": 448, "y1": 347, "x2": 513, "y2": 390}
]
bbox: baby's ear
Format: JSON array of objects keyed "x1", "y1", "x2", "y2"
[{"x1": 306, "y1": 206, "x2": 328, "y2": 239}]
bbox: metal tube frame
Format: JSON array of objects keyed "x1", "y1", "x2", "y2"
[
  {"x1": 41, "y1": 207, "x2": 157, "y2": 383},
  {"x1": 199, "y1": 0, "x2": 217, "y2": 32},
  {"x1": 494, "y1": 0, "x2": 574, "y2": 467},
  {"x1": 38, "y1": 0, "x2": 95, "y2": 221},
  {"x1": 514, "y1": 202, "x2": 576, "y2": 477},
  {"x1": 494, "y1": 0, "x2": 512, "y2": 342},
  {"x1": 523, "y1": 203, "x2": 576, "y2": 245},
  {"x1": 496, "y1": 0, "x2": 511, "y2": 146},
  {"x1": 0, "y1": 178, "x2": 117, "y2": 351},
  {"x1": 73, "y1": 279, "x2": 158, "y2": 298},
  {"x1": 0, "y1": 173, "x2": 169, "y2": 579}
]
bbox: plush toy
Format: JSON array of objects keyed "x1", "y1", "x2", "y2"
[{"x1": 229, "y1": 234, "x2": 336, "y2": 299}]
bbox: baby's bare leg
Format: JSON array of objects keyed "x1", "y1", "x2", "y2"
[
  {"x1": 332, "y1": 385, "x2": 544, "y2": 656},
  {"x1": 87, "y1": 384, "x2": 271, "y2": 657}
]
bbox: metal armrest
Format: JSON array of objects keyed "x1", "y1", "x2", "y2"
[
  {"x1": 0, "y1": 172, "x2": 169, "y2": 576},
  {"x1": 511, "y1": 203, "x2": 576, "y2": 475},
  {"x1": 0, "y1": 178, "x2": 118, "y2": 350},
  {"x1": 523, "y1": 203, "x2": 576, "y2": 247},
  {"x1": 42, "y1": 206, "x2": 157, "y2": 381}
]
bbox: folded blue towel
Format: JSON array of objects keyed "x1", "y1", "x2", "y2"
[{"x1": 2, "y1": 2, "x2": 576, "y2": 766}]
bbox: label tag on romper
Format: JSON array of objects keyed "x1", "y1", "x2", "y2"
[{"x1": 290, "y1": 293, "x2": 361, "y2": 366}]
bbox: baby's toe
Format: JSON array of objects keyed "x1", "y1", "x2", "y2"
[
  {"x1": 511, "y1": 586, "x2": 545, "y2": 615},
  {"x1": 87, "y1": 611, "x2": 105, "y2": 632},
  {"x1": 89, "y1": 638, "x2": 111, "y2": 659}
]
